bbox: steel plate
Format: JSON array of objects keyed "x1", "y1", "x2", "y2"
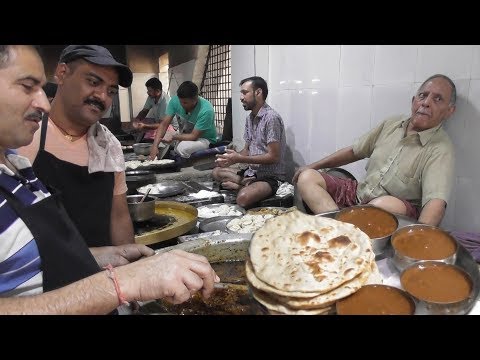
[
  {"x1": 197, "y1": 204, "x2": 246, "y2": 221},
  {"x1": 199, "y1": 216, "x2": 241, "y2": 233},
  {"x1": 137, "y1": 181, "x2": 185, "y2": 198},
  {"x1": 134, "y1": 201, "x2": 197, "y2": 246}
]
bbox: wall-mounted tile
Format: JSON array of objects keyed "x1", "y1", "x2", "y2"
[
  {"x1": 454, "y1": 177, "x2": 480, "y2": 232},
  {"x1": 371, "y1": 84, "x2": 414, "y2": 128},
  {"x1": 231, "y1": 89, "x2": 248, "y2": 149},
  {"x1": 130, "y1": 72, "x2": 158, "y2": 116},
  {"x1": 471, "y1": 46, "x2": 480, "y2": 79},
  {"x1": 254, "y1": 45, "x2": 269, "y2": 80},
  {"x1": 373, "y1": 45, "x2": 418, "y2": 85},
  {"x1": 307, "y1": 46, "x2": 341, "y2": 89},
  {"x1": 443, "y1": 79, "x2": 469, "y2": 161},
  {"x1": 232, "y1": 45, "x2": 255, "y2": 88},
  {"x1": 340, "y1": 45, "x2": 375, "y2": 87},
  {"x1": 466, "y1": 79, "x2": 480, "y2": 120},
  {"x1": 269, "y1": 46, "x2": 340, "y2": 91},
  {"x1": 269, "y1": 45, "x2": 298, "y2": 91},
  {"x1": 416, "y1": 45, "x2": 473, "y2": 81},
  {"x1": 336, "y1": 86, "x2": 372, "y2": 149},
  {"x1": 309, "y1": 88, "x2": 338, "y2": 164},
  {"x1": 269, "y1": 89, "x2": 311, "y2": 179},
  {"x1": 453, "y1": 80, "x2": 480, "y2": 179},
  {"x1": 441, "y1": 179, "x2": 456, "y2": 231}
]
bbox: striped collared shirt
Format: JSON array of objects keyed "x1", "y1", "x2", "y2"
[
  {"x1": 243, "y1": 104, "x2": 286, "y2": 180},
  {"x1": 0, "y1": 150, "x2": 49, "y2": 296}
]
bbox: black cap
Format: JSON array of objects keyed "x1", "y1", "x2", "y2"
[
  {"x1": 43, "y1": 82, "x2": 58, "y2": 98},
  {"x1": 59, "y1": 45, "x2": 133, "y2": 88}
]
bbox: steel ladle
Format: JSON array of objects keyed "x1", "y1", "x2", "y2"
[{"x1": 139, "y1": 187, "x2": 152, "y2": 203}]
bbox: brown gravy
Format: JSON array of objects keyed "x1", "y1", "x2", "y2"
[
  {"x1": 335, "y1": 206, "x2": 397, "y2": 238},
  {"x1": 401, "y1": 262, "x2": 472, "y2": 303},
  {"x1": 392, "y1": 227, "x2": 457, "y2": 260},
  {"x1": 151, "y1": 286, "x2": 263, "y2": 315},
  {"x1": 336, "y1": 285, "x2": 415, "y2": 315},
  {"x1": 211, "y1": 261, "x2": 246, "y2": 285}
]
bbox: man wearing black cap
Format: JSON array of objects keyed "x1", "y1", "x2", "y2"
[
  {"x1": 19, "y1": 45, "x2": 135, "y2": 247},
  {"x1": 43, "y1": 82, "x2": 57, "y2": 103}
]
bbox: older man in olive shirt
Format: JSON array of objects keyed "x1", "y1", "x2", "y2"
[{"x1": 293, "y1": 74, "x2": 456, "y2": 227}]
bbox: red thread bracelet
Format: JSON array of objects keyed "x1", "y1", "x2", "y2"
[{"x1": 103, "y1": 264, "x2": 129, "y2": 306}]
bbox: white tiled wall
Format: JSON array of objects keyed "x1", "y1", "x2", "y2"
[{"x1": 232, "y1": 45, "x2": 480, "y2": 232}]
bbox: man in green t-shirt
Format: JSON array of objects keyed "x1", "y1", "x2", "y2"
[{"x1": 149, "y1": 81, "x2": 217, "y2": 160}]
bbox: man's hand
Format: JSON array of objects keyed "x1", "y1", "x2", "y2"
[
  {"x1": 132, "y1": 120, "x2": 144, "y2": 130},
  {"x1": 292, "y1": 166, "x2": 312, "y2": 184},
  {"x1": 148, "y1": 146, "x2": 159, "y2": 160},
  {"x1": 90, "y1": 244, "x2": 155, "y2": 268},
  {"x1": 117, "y1": 249, "x2": 220, "y2": 304},
  {"x1": 163, "y1": 133, "x2": 174, "y2": 144},
  {"x1": 215, "y1": 149, "x2": 239, "y2": 167}
]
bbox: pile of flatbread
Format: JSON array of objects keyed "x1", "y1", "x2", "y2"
[{"x1": 247, "y1": 210, "x2": 382, "y2": 315}]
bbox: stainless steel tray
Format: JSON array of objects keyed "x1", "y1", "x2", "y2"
[
  {"x1": 156, "y1": 236, "x2": 251, "y2": 262},
  {"x1": 197, "y1": 204, "x2": 245, "y2": 221},
  {"x1": 198, "y1": 216, "x2": 241, "y2": 233},
  {"x1": 137, "y1": 181, "x2": 185, "y2": 198},
  {"x1": 318, "y1": 209, "x2": 480, "y2": 314}
]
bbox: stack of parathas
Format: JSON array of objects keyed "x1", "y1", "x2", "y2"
[{"x1": 247, "y1": 210, "x2": 381, "y2": 314}]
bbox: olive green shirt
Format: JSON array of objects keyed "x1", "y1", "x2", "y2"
[{"x1": 352, "y1": 115, "x2": 454, "y2": 209}]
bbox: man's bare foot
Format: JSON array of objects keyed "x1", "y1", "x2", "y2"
[{"x1": 221, "y1": 181, "x2": 241, "y2": 191}]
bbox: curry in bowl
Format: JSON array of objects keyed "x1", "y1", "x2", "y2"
[
  {"x1": 335, "y1": 205, "x2": 398, "y2": 239},
  {"x1": 336, "y1": 284, "x2": 415, "y2": 315}
]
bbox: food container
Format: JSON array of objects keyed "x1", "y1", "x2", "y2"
[
  {"x1": 335, "y1": 205, "x2": 398, "y2": 256},
  {"x1": 336, "y1": 284, "x2": 415, "y2": 315},
  {"x1": 125, "y1": 170, "x2": 156, "y2": 195},
  {"x1": 246, "y1": 207, "x2": 288, "y2": 216},
  {"x1": 199, "y1": 216, "x2": 240, "y2": 233},
  {"x1": 127, "y1": 194, "x2": 156, "y2": 222},
  {"x1": 400, "y1": 261, "x2": 474, "y2": 315},
  {"x1": 133, "y1": 143, "x2": 152, "y2": 156},
  {"x1": 391, "y1": 224, "x2": 457, "y2": 272},
  {"x1": 196, "y1": 204, "x2": 245, "y2": 221}
]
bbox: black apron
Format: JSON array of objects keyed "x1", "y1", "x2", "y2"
[
  {"x1": 0, "y1": 185, "x2": 100, "y2": 292},
  {"x1": 32, "y1": 117, "x2": 114, "y2": 247}
]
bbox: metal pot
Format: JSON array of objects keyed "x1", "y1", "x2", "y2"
[
  {"x1": 127, "y1": 195, "x2": 156, "y2": 222},
  {"x1": 125, "y1": 170, "x2": 156, "y2": 195}
]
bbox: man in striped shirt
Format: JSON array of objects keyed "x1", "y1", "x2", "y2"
[
  {"x1": 0, "y1": 45, "x2": 219, "y2": 314},
  {"x1": 213, "y1": 76, "x2": 286, "y2": 208}
]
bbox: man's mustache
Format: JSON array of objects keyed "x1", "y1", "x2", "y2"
[
  {"x1": 84, "y1": 98, "x2": 105, "y2": 111},
  {"x1": 25, "y1": 111, "x2": 43, "y2": 122}
]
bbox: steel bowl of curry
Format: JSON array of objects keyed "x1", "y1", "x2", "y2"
[
  {"x1": 391, "y1": 224, "x2": 457, "y2": 272},
  {"x1": 336, "y1": 284, "x2": 415, "y2": 315},
  {"x1": 400, "y1": 261, "x2": 474, "y2": 315},
  {"x1": 334, "y1": 205, "x2": 398, "y2": 256}
]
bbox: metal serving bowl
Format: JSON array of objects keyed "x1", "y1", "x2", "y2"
[
  {"x1": 391, "y1": 224, "x2": 458, "y2": 272},
  {"x1": 133, "y1": 143, "x2": 152, "y2": 156},
  {"x1": 334, "y1": 205, "x2": 399, "y2": 256},
  {"x1": 400, "y1": 261, "x2": 474, "y2": 315},
  {"x1": 336, "y1": 284, "x2": 415, "y2": 315},
  {"x1": 126, "y1": 194, "x2": 156, "y2": 222}
]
